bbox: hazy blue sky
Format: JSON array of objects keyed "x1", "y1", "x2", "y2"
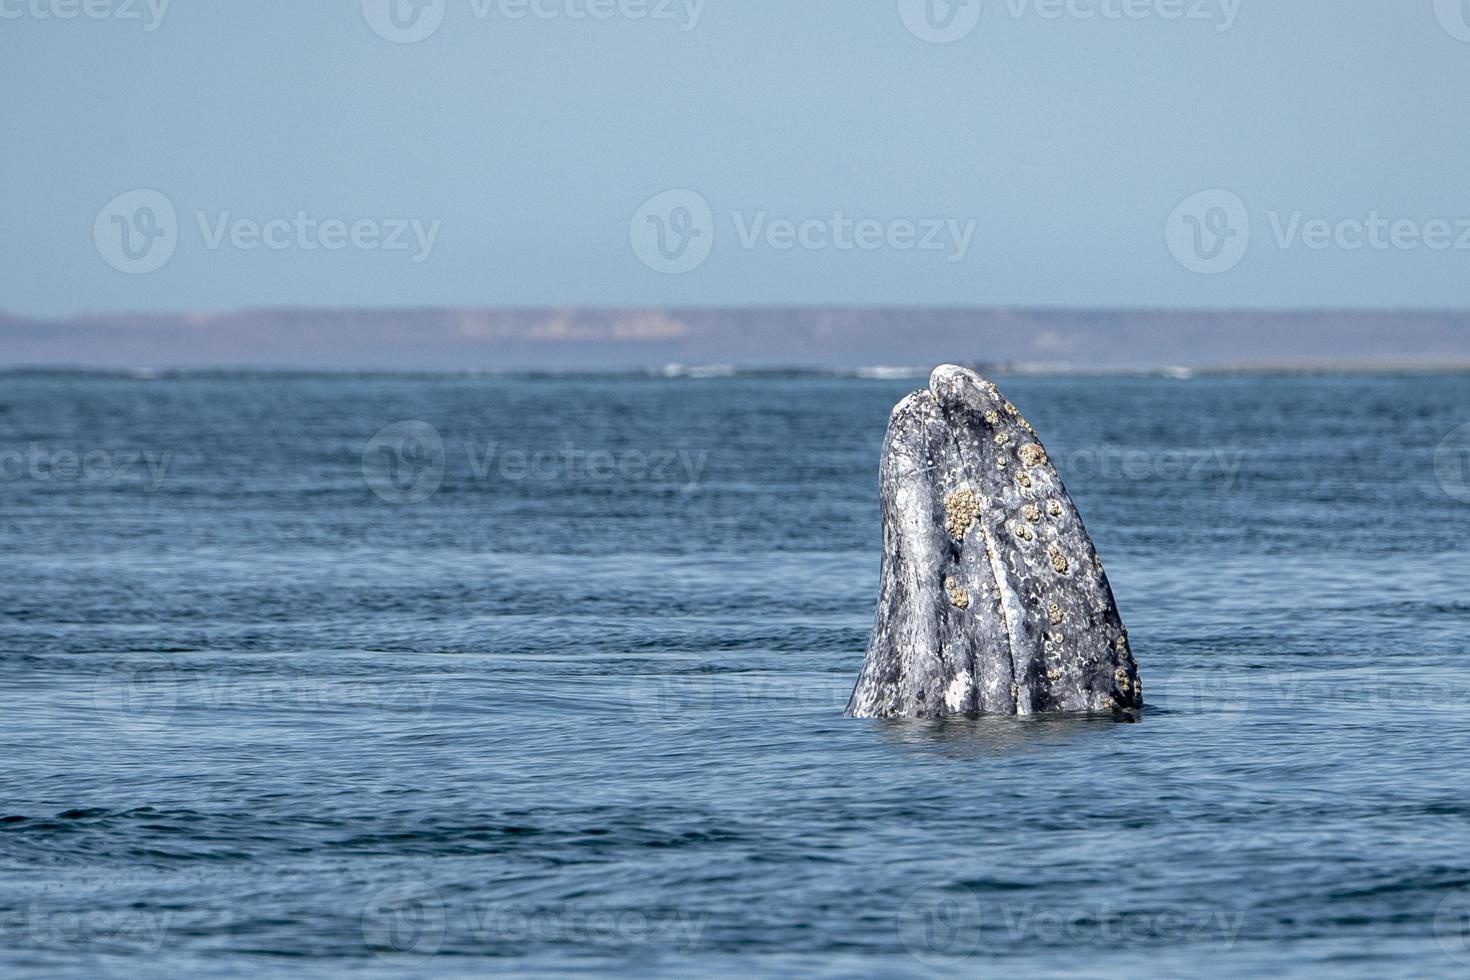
[{"x1": 4, "y1": 0, "x2": 1470, "y2": 317}]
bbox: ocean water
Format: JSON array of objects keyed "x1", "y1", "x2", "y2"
[{"x1": 2, "y1": 370, "x2": 1470, "y2": 978}]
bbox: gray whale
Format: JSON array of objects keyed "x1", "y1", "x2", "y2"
[{"x1": 845, "y1": 365, "x2": 1141, "y2": 718}]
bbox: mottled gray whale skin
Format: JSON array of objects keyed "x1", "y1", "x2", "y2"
[{"x1": 845, "y1": 365, "x2": 1141, "y2": 718}]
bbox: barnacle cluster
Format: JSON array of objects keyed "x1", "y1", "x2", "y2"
[
  {"x1": 1048, "y1": 545, "x2": 1069, "y2": 574},
  {"x1": 944, "y1": 485, "x2": 979, "y2": 539}
]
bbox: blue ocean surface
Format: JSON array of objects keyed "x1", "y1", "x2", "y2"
[{"x1": 3, "y1": 371, "x2": 1470, "y2": 978}]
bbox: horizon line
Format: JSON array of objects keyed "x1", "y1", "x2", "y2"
[{"x1": 8, "y1": 303, "x2": 1470, "y2": 322}]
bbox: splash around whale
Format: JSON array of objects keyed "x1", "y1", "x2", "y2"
[{"x1": 845, "y1": 365, "x2": 1142, "y2": 719}]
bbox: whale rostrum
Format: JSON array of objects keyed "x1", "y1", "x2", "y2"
[{"x1": 844, "y1": 365, "x2": 1142, "y2": 719}]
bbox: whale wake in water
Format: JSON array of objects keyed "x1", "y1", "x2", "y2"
[{"x1": 845, "y1": 365, "x2": 1142, "y2": 719}]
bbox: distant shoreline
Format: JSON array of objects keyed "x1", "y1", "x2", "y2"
[
  {"x1": 5, "y1": 361, "x2": 1469, "y2": 380},
  {"x1": 4, "y1": 306, "x2": 1469, "y2": 373}
]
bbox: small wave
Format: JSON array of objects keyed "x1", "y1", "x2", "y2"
[
  {"x1": 655, "y1": 363, "x2": 738, "y2": 379},
  {"x1": 852, "y1": 365, "x2": 927, "y2": 380}
]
